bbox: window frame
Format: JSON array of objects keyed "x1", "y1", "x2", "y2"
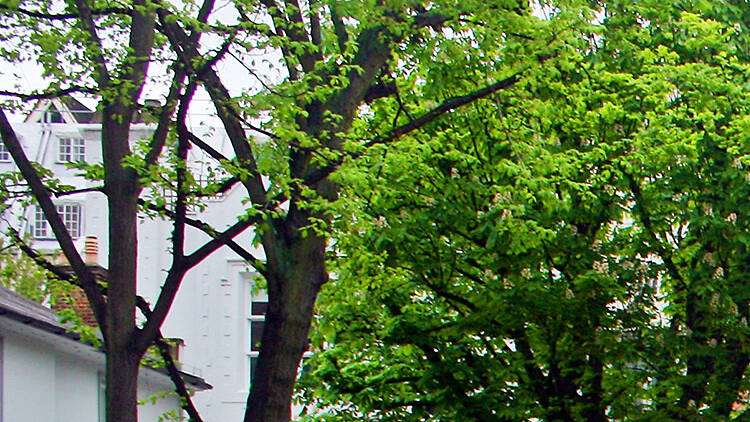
[
  {"x1": 247, "y1": 292, "x2": 312, "y2": 386},
  {"x1": 248, "y1": 297, "x2": 267, "y2": 383},
  {"x1": 0, "y1": 143, "x2": 10, "y2": 162},
  {"x1": 58, "y1": 137, "x2": 85, "y2": 163},
  {"x1": 31, "y1": 203, "x2": 82, "y2": 239}
]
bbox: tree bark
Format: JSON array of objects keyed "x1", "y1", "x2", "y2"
[
  {"x1": 244, "y1": 227, "x2": 327, "y2": 421},
  {"x1": 101, "y1": 103, "x2": 142, "y2": 421},
  {"x1": 107, "y1": 346, "x2": 142, "y2": 422}
]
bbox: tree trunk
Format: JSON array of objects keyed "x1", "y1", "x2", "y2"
[
  {"x1": 105, "y1": 197, "x2": 140, "y2": 422},
  {"x1": 106, "y1": 347, "x2": 141, "y2": 422},
  {"x1": 244, "y1": 229, "x2": 327, "y2": 422},
  {"x1": 102, "y1": 112, "x2": 142, "y2": 422}
]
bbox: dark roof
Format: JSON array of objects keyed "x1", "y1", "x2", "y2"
[
  {"x1": 0, "y1": 284, "x2": 78, "y2": 340},
  {"x1": 60, "y1": 97, "x2": 98, "y2": 123},
  {"x1": 0, "y1": 285, "x2": 211, "y2": 390}
]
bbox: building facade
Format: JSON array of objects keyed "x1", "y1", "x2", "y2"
[
  {"x1": 0, "y1": 285, "x2": 212, "y2": 422},
  {"x1": 1, "y1": 98, "x2": 270, "y2": 421}
]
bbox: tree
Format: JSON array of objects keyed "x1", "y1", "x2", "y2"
[
  {"x1": 299, "y1": 1, "x2": 750, "y2": 420},
  {"x1": 155, "y1": 1, "x2": 593, "y2": 420},
  {"x1": 0, "y1": 0, "x2": 246, "y2": 420},
  {"x1": 2, "y1": 0, "x2": 590, "y2": 421},
  {"x1": 0, "y1": 239, "x2": 52, "y2": 302}
]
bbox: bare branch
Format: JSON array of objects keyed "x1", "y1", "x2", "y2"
[
  {"x1": 73, "y1": 0, "x2": 113, "y2": 87},
  {"x1": 52, "y1": 186, "x2": 105, "y2": 197},
  {"x1": 186, "y1": 131, "x2": 229, "y2": 161},
  {"x1": 190, "y1": 0, "x2": 216, "y2": 42},
  {"x1": 226, "y1": 49, "x2": 300, "y2": 99},
  {"x1": 171, "y1": 82, "x2": 198, "y2": 261},
  {"x1": 366, "y1": 72, "x2": 520, "y2": 148},
  {"x1": 137, "y1": 215, "x2": 255, "y2": 349},
  {"x1": 6, "y1": 228, "x2": 77, "y2": 283},
  {"x1": 157, "y1": 6, "x2": 269, "y2": 206},
  {"x1": 0, "y1": 86, "x2": 98, "y2": 101},
  {"x1": 143, "y1": 69, "x2": 186, "y2": 171},
  {"x1": 0, "y1": 4, "x2": 131, "y2": 20}
]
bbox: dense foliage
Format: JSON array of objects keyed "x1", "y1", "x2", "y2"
[
  {"x1": 300, "y1": 1, "x2": 750, "y2": 420},
  {"x1": 2, "y1": 0, "x2": 590, "y2": 420},
  {"x1": 0, "y1": 239, "x2": 54, "y2": 302}
]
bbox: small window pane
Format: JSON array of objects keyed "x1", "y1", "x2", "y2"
[
  {"x1": 0, "y1": 143, "x2": 10, "y2": 162},
  {"x1": 34, "y1": 204, "x2": 81, "y2": 239},
  {"x1": 251, "y1": 301, "x2": 268, "y2": 316},
  {"x1": 251, "y1": 321, "x2": 264, "y2": 352}
]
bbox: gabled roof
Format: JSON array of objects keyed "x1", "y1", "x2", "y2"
[
  {"x1": 24, "y1": 97, "x2": 98, "y2": 124},
  {"x1": 0, "y1": 284, "x2": 75, "y2": 338},
  {"x1": 0, "y1": 285, "x2": 211, "y2": 390},
  {"x1": 25, "y1": 96, "x2": 157, "y2": 124}
]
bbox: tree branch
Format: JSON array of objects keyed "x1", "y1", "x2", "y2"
[
  {"x1": 156, "y1": 6, "x2": 269, "y2": 207},
  {"x1": 0, "y1": 86, "x2": 98, "y2": 101},
  {"x1": 143, "y1": 69, "x2": 186, "y2": 171},
  {"x1": 186, "y1": 131, "x2": 229, "y2": 162},
  {"x1": 305, "y1": 71, "x2": 522, "y2": 186},
  {"x1": 53, "y1": 186, "x2": 105, "y2": 197},
  {"x1": 308, "y1": 0, "x2": 322, "y2": 47},
  {"x1": 329, "y1": 5, "x2": 349, "y2": 53},
  {"x1": 73, "y1": 0, "x2": 113, "y2": 87},
  {"x1": 0, "y1": 4, "x2": 131, "y2": 20},
  {"x1": 136, "y1": 215, "x2": 257, "y2": 349},
  {"x1": 135, "y1": 297, "x2": 205, "y2": 422}
]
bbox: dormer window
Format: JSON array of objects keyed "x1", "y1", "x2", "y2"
[
  {"x1": 43, "y1": 110, "x2": 64, "y2": 123},
  {"x1": 59, "y1": 138, "x2": 85, "y2": 162}
]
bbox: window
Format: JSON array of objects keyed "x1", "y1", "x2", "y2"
[
  {"x1": 58, "y1": 138, "x2": 85, "y2": 162},
  {"x1": 247, "y1": 296, "x2": 311, "y2": 385},
  {"x1": 32, "y1": 203, "x2": 82, "y2": 239},
  {"x1": 0, "y1": 143, "x2": 9, "y2": 162},
  {"x1": 249, "y1": 299, "x2": 267, "y2": 382},
  {"x1": 97, "y1": 371, "x2": 105, "y2": 422},
  {"x1": 32, "y1": 207, "x2": 48, "y2": 238}
]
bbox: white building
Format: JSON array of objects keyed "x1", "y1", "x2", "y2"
[
  {"x1": 0, "y1": 284, "x2": 212, "y2": 422},
  {"x1": 0, "y1": 97, "x2": 270, "y2": 421}
]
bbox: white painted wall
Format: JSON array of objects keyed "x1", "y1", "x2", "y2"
[
  {"x1": 3, "y1": 331, "x2": 58, "y2": 421},
  {"x1": 0, "y1": 317, "x2": 188, "y2": 422},
  {"x1": 54, "y1": 355, "x2": 99, "y2": 422}
]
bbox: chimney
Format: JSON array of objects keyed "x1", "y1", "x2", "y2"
[
  {"x1": 165, "y1": 338, "x2": 185, "y2": 368},
  {"x1": 85, "y1": 236, "x2": 98, "y2": 265},
  {"x1": 53, "y1": 236, "x2": 107, "y2": 328},
  {"x1": 135, "y1": 99, "x2": 161, "y2": 123}
]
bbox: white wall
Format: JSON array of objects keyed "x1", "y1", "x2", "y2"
[
  {"x1": 3, "y1": 331, "x2": 58, "y2": 421},
  {"x1": 55, "y1": 355, "x2": 100, "y2": 422},
  {"x1": 0, "y1": 318, "x2": 186, "y2": 422}
]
